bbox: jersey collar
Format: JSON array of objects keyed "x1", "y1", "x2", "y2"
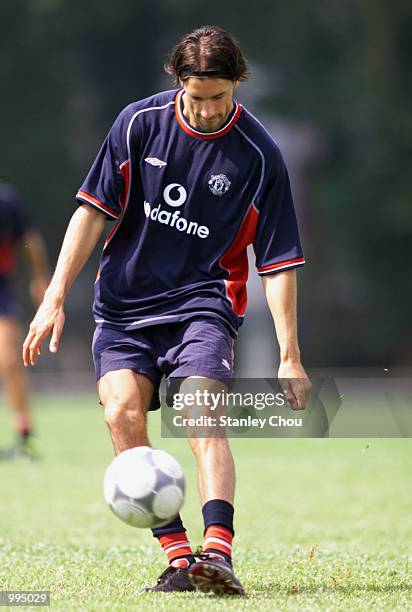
[{"x1": 174, "y1": 89, "x2": 242, "y2": 140}]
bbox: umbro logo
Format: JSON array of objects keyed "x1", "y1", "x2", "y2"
[
  {"x1": 222, "y1": 358, "x2": 231, "y2": 371},
  {"x1": 145, "y1": 157, "x2": 167, "y2": 167}
]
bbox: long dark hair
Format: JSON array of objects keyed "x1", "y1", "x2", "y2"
[{"x1": 165, "y1": 25, "x2": 249, "y2": 84}]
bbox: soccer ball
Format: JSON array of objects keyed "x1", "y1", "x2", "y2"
[{"x1": 103, "y1": 446, "x2": 185, "y2": 529}]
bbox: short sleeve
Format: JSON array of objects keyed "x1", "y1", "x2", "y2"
[
  {"x1": 254, "y1": 152, "x2": 305, "y2": 275},
  {"x1": 76, "y1": 108, "x2": 131, "y2": 220}
]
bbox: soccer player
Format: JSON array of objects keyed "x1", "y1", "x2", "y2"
[
  {"x1": 0, "y1": 181, "x2": 48, "y2": 459},
  {"x1": 23, "y1": 26, "x2": 311, "y2": 594}
]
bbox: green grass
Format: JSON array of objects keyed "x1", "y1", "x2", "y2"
[{"x1": 0, "y1": 395, "x2": 411, "y2": 610}]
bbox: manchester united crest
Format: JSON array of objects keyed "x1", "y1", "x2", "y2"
[{"x1": 208, "y1": 174, "x2": 231, "y2": 196}]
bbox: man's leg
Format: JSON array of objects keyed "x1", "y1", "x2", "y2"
[
  {"x1": 0, "y1": 317, "x2": 34, "y2": 458},
  {"x1": 97, "y1": 368, "x2": 152, "y2": 453},
  {"x1": 180, "y1": 377, "x2": 244, "y2": 595},
  {"x1": 183, "y1": 377, "x2": 235, "y2": 559},
  {"x1": 188, "y1": 433, "x2": 235, "y2": 505},
  {"x1": 98, "y1": 368, "x2": 195, "y2": 592},
  {"x1": 188, "y1": 436, "x2": 235, "y2": 559}
]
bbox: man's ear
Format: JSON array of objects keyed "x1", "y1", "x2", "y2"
[{"x1": 233, "y1": 80, "x2": 240, "y2": 90}]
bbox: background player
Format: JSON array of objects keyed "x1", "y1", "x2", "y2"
[
  {"x1": 0, "y1": 181, "x2": 48, "y2": 459},
  {"x1": 22, "y1": 26, "x2": 311, "y2": 594}
]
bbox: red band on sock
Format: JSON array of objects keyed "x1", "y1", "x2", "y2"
[
  {"x1": 158, "y1": 532, "x2": 193, "y2": 564},
  {"x1": 203, "y1": 526, "x2": 233, "y2": 558}
]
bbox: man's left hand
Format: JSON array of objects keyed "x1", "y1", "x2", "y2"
[{"x1": 278, "y1": 361, "x2": 311, "y2": 410}]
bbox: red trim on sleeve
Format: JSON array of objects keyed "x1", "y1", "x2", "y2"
[
  {"x1": 258, "y1": 257, "x2": 305, "y2": 274},
  {"x1": 104, "y1": 160, "x2": 131, "y2": 248},
  {"x1": 76, "y1": 191, "x2": 119, "y2": 219}
]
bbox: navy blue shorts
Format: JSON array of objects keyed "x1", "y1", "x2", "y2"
[{"x1": 92, "y1": 317, "x2": 235, "y2": 410}]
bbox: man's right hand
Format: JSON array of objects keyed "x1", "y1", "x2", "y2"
[{"x1": 23, "y1": 299, "x2": 65, "y2": 366}]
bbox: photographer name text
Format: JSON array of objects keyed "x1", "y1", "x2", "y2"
[{"x1": 172, "y1": 415, "x2": 303, "y2": 429}]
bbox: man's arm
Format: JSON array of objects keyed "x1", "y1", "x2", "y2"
[
  {"x1": 261, "y1": 268, "x2": 311, "y2": 409},
  {"x1": 23, "y1": 205, "x2": 105, "y2": 367},
  {"x1": 22, "y1": 229, "x2": 49, "y2": 306}
]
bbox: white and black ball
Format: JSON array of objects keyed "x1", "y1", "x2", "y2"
[{"x1": 103, "y1": 446, "x2": 185, "y2": 528}]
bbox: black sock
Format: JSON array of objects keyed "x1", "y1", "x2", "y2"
[{"x1": 151, "y1": 513, "x2": 186, "y2": 538}]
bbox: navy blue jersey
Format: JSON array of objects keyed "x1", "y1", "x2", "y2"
[
  {"x1": 0, "y1": 183, "x2": 30, "y2": 281},
  {"x1": 76, "y1": 89, "x2": 305, "y2": 335}
]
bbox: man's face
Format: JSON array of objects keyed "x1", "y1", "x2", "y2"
[{"x1": 181, "y1": 77, "x2": 239, "y2": 133}]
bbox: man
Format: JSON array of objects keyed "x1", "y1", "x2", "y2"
[
  {"x1": 0, "y1": 181, "x2": 48, "y2": 459},
  {"x1": 23, "y1": 26, "x2": 311, "y2": 595}
]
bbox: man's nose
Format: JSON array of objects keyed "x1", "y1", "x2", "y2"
[{"x1": 200, "y1": 103, "x2": 215, "y2": 119}]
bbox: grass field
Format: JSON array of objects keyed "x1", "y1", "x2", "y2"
[{"x1": 1, "y1": 394, "x2": 411, "y2": 611}]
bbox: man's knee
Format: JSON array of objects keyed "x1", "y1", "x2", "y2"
[
  {"x1": 103, "y1": 396, "x2": 145, "y2": 430},
  {"x1": 98, "y1": 370, "x2": 152, "y2": 431}
]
